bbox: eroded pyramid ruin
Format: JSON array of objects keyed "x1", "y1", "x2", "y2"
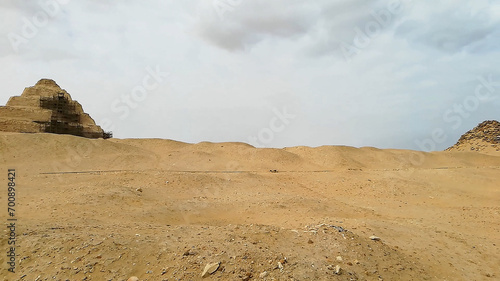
[
  {"x1": 0, "y1": 79, "x2": 111, "y2": 139},
  {"x1": 446, "y1": 120, "x2": 500, "y2": 152}
]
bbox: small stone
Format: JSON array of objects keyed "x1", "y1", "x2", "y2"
[
  {"x1": 354, "y1": 260, "x2": 360, "y2": 264},
  {"x1": 369, "y1": 235, "x2": 381, "y2": 241},
  {"x1": 183, "y1": 249, "x2": 196, "y2": 256},
  {"x1": 278, "y1": 261, "x2": 284, "y2": 271},
  {"x1": 201, "y1": 262, "x2": 220, "y2": 278},
  {"x1": 335, "y1": 265, "x2": 341, "y2": 275},
  {"x1": 332, "y1": 226, "x2": 344, "y2": 232},
  {"x1": 259, "y1": 271, "x2": 268, "y2": 278},
  {"x1": 127, "y1": 277, "x2": 139, "y2": 281},
  {"x1": 336, "y1": 256, "x2": 343, "y2": 262},
  {"x1": 307, "y1": 239, "x2": 314, "y2": 244},
  {"x1": 242, "y1": 272, "x2": 253, "y2": 281},
  {"x1": 136, "y1": 188, "x2": 143, "y2": 192}
]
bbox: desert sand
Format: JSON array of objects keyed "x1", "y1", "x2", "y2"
[{"x1": 0, "y1": 132, "x2": 499, "y2": 280}]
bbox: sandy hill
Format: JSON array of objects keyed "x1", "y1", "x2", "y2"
[
  {"x1": 0, "y1": 132, "x2": 499, "y2": 280},
  {"x1": 447, "y1": 120, "x2": 500, "y2": 154},
  {"x1": 0, "y1": 79, "x2": 109, "y2": 139}
]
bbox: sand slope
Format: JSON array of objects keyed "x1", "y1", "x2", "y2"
[{"x1": 0, "y1": 132, "x2": 499, "y2": 280}]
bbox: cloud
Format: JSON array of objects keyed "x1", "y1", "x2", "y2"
[
  {"x1": 194, "y1": 0, "x2": 500, "y2": 59},
  {"x1": 194, "y1": 0, "x2": 409, "y2": 57},
  {"x1": 395, "y1": 1, "x2": 500, "y2": 53},
  {"x1": 194, "y1": 0, "x2": 319, "y2": 51}
]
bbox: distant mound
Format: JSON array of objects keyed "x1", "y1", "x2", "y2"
[
  {"x1": 0, "y1": 79, "x2": 111, "y2": 139},
  {"x1": 446, "y1": 120, "x2": 500, "y2": 153}
]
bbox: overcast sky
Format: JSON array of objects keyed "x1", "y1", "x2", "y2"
[{"x1": 1, "y1": 0, "x2": 499, "y2": 150}]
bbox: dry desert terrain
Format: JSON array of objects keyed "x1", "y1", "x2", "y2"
[{"x1": 0, "y1": 132, "x2": 499, "y2": 280}]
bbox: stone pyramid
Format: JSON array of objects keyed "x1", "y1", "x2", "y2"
[
  {"x1": 446, "y1": 120, "x2": 500, "y2": 152},
  {"x1": 0, "y1": 79, "x2": 111, "y2": 139}
]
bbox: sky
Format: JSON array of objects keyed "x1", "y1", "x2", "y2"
[{"x1": 0, "y1": 0, "x2": 499, "y2": 151}]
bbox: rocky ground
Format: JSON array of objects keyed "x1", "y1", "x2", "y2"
[{"x1": 13, "y1": 223, "x2": 432, "y2": 281}]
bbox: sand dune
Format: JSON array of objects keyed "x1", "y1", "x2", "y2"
[{"x1": 0, "y1": 132, "x2": 499, "y2": 280}]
